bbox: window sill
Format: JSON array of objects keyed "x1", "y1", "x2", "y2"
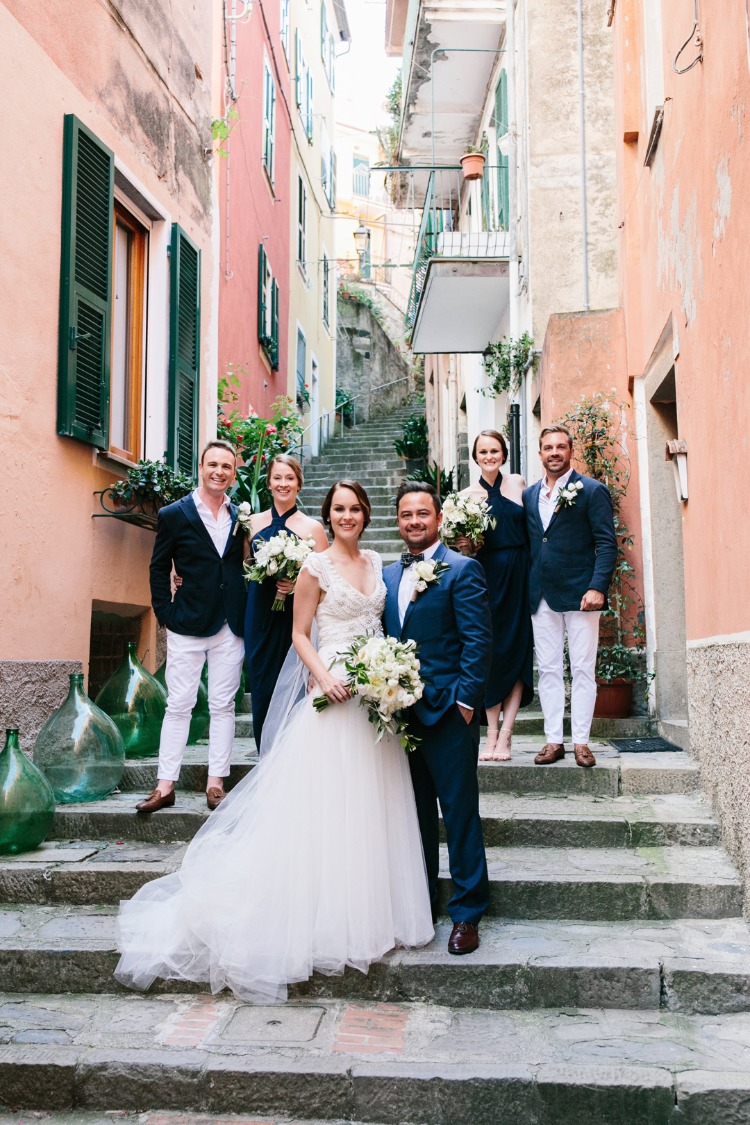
[{"x1": 95, "y1": 450, "x2": 139, "y2": 477}]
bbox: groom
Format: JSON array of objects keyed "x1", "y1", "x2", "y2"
[{"x1": 384, "y1": 481, "x2": 492, "y2": 955}]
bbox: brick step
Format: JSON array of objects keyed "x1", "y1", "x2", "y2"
[
  {"x1": 2, "y1": 994, "x2": 750, "y2": 1122},
  {"x1": 48, "y1": 790, "x2": 720, "y2": 849},
  {"x1": 2, "y1": 910, "x2": 748, "y2": 1014},
  {"x1": 0, "y1": 840, "x2": 739, "y2": 918}
]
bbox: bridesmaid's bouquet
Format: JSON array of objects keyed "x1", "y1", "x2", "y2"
[
  {"x1": 243, "y1": 530, "x2": 316, "y2": 611},
  {"x1": 440, "y1": 492, "x2": 496, "y2": 553},
  {"x1": 313, "y1": 635, "x2": 424, "y2": 753}
]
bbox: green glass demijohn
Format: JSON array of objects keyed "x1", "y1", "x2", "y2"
[
  {"x1": 33, "y1": 674, "x2": 125, "y2": 802},
  {"x1": 0, "y1": 729, "x2": 56, "y2": 855},
  {"x1": 95, "y1": 643, "x2": 167, "y2": 759},
  {"x1": 154, "y1": 660, "x2": 210, "y2": 744}
]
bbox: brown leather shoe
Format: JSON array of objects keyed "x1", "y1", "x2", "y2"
[
  {"x1": 135, "y1": 788, "x2": 175, "y2": 814},
  {"x1": 448, "y1": 921, "x2": 479, "y2": 955},
  {"x1": 534, "y1": 743, "x2": 565, "y2": 765},
  {"x1": 573, "y1": 744, "x2": 596, "y2": 768},
  {"x1": 206, "y1": 786, "x2": 226, "y2": 810}
]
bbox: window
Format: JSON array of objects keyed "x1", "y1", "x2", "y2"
[
  {"x1": 322, "y1": 251, "x2": 330, "y2": 328},
  {"x1": 295, "y1": 31, "x2": 314, "y2": 142},
  {"x1": 493, "y1": 71, "x2": 509, "y2": 232},
  {"x1": 263, "y1": 60, "x2": 276, "y2": 181},
  {"x1": 494, "y1": 70, "x2": 508, "y2": 138},
  {"x1": 58, "y1": 115, "x2": 199, "y2": 474},
  {"x1": 280, "y1": 0, "x2": 290, "y2": 59},
  {"x1": 110, "y1": 205, "x2": 146, "y2": 460},
  {"x1": 321, "y1": 122, "x2": 335, "y2": 210},
  {"x1": 352, "y1": 154, "x2": 370, "y2": 197},
  {"x1": 321, "y1": 3, "x2": 335, "y2": 90},
  {"x1": 297, "y1": 176, "x2": 307, "y2": 272},
  {"x1": 295, "y1": 328, "x2": 307, "y2": 408},
  {"x1": 257, "y1": 244, "x2": 280, "y2": 369}
]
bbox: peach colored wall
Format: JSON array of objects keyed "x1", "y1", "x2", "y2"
[
  {"x1": 0, "y1": 3, "x2": 218, "y2": 677},
  {"x1": 613, "y1": 0, "x2": 750, "y2": 641},
  {"x1": 537, "y1": 308, "x2": 644, "y2": 605}
]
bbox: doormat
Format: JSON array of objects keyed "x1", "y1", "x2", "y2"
[{"x1": 608, "y1": 737, "x2": 682, "y2": 753}]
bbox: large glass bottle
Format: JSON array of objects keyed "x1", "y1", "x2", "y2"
[
  {"x1": 0, "y1": 729, "x2": 56, "y2": 855},
  {"x1": 95, "y1": 643, "x2": 167, "y2": 759},
  {"x1": 154, "y1": 661, "x2": 210, "y2": 745},
  {"x1": 33, "y1": 674, "x2": 125, "y2": 802}
]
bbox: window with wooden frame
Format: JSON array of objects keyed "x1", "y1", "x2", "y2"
[
  {"x1": 257, "y1": 243, "x2": 280, "y2": 369},
  {"x1": 110, "y1": 204, "x2": 146, "y2": 461},
  {"x1": 167, "y1": 225, "x2": 201, "y2": 479},
  {"x1": 263, "y1": 60, "x2": 276, "y2": 183},
  {"x1": 297, "y1": 176, "x2": 307, "y2": 273}
]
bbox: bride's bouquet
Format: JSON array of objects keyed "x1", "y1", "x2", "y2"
[
  {"x1": 243, "y1": 530, "x2": 316, "y2": 611},
  {"x1": 440, "y1": 492, "x2": 496, "y2": 553},
  {"x1": 313, "y1": 635, "x2": 424, "y2": 753}
]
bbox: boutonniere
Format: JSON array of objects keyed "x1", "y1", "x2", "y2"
[
  {"x1": 232, "y1": 501, "x2": 253, "y2": 537},
  {"x1": 410, "y1": 559, "x2": 450, "y2": 602},
  {"x1": 555, "y1": 480, "x2": 583, "y2": 512}
]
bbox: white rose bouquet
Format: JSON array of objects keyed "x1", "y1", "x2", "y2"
[
  {"x1": 243, "y1": 530, "x2": 316, "y2": 611},
  {"x1": 440, "y1": 492, "x2": 496, "y2": 553},
  {"x1": 313, "y1": 634, "x2": 424, "y2": 753}
]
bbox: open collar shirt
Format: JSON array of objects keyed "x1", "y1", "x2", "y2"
[
  {"x1": 192, "y1": 489, "x2": 232, "y2": 556},
  {"x1": 538, "y1": 467, "x2": 573, "y2": 532}
]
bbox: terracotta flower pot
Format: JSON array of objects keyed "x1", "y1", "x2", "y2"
[
  {"x1": 594, "y1": 679, "x2": 633, "y2": 719},
  {"x1": 460, "y1": 152, "x2": 486, "y2": 181}
]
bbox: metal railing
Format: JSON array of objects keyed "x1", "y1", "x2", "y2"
[
  {"x1": 406, "y1": 166, "x2": 509, "y2": 330},
  {"x1": 292, "y1": 395, "x2": 355, "y2": 463}
]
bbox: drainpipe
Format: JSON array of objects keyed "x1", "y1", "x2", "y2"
[{"x1": 577, "y1": 0, "x2": 590, "y2": 310}]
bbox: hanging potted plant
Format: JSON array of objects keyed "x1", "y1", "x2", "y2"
[{"x1": 460, "y1": 146, "x2": 486, "y2": 181}]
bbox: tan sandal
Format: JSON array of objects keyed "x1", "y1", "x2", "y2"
[{"x1": 479, "y1": 729, "x2": 500, "y2": 761}]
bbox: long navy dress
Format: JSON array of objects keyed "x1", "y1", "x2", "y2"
[
  {"x1": 244, "y1": 504, "x2": 300, "y2": 749},
  {"x1": 475, "y1": 477, "x2": 534, "y2": 710}
]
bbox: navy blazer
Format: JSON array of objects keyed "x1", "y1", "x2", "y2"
[
  {"x1": 150, "y1": 495, "x2": 247, "y2": 638},
  {"x1": 383, "y1": 542, "x2": 492, "y2": 726},
  {"x1": 522, "y1": 470, "x2": 617, "y2": 614}
]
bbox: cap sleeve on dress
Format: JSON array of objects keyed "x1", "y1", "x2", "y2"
[
  {"x1": 365, "y1": 550, "x2": 383, "y2": 579},
  {"x1": 301, "y1": 552, "x2": 331, "y2": 590}
]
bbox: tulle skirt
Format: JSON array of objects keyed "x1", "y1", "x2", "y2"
[{"x1": 115, "y1": 665, "x2": 434, "y2": 1003}]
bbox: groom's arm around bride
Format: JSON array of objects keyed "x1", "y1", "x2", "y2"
[{"x1": 383, "y1": 481, "x2": 492, "y2": 956}]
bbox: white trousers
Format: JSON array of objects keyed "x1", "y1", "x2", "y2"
[
  {"x1": 531, "y1": 597, "x2": 601, "y2": 745},
  {"x1": 158, "y1": 623, "x2": 245, "y2": 782}
]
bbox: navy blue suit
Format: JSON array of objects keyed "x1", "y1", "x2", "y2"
[
  {"x1": 383, "y1": 543, "x2": 491, "y2": 923},
  {"x1": 523, "y1": 471, "x2": 617, "y2": 613},
  {"x1": 150, "y1": 495, "x2": 246, "y2": 638}
]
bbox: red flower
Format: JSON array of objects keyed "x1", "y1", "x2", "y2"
[{"x1": 265, "y1": 424, "x2": 277, "y2": 435}]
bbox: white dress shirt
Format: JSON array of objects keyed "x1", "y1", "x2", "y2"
[
  {"x1": 192, "y1": 489, "x2": 232, "y2": 556},
  {"x1": 538, "y1": 468, "x2": 573, "y2": 531},
  {"x1": 397, "y1": 540, "x2": 440, "y2": 625}
]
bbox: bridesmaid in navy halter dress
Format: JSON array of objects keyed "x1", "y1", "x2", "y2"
[
  {"x1": 244, "y1": 455, "x2": 328, "y2": 749},
  {"x1": 455, "y1": 430, "x2": 533, "y2": 761}
]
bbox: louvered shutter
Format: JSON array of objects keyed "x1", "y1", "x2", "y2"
[
  {"x1": 494, "y1": 70, "x2": 508, "y2": 137},
  {"x1": 258, "y1": 243, "x2": 267, "y2": 341},
  {"x1": 306, "y1": 72, "x2": 314, "y2": 141},
  {"x1": 295, "y1": 30, "x2": 303, "y2": 108},
  {"x1": 497, "y1": 153, "x2": 509, "y2": 230},
  {"x1": 168, "y1": 225, "x2": 200, "y2": 478},
  {"x1": 57, "y1": 115, "x2": 114, "y2": 448},
  {"x1": 271, "y1": 280, "x2": 280, "y2": 370}
]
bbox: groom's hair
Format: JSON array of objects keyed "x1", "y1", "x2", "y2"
[
  {"x1": 539, "y1": 424, "x2": 573, "y2": 449},
  {"x1": 395, "y1": 481, "x2": 442, "y2": 515}
]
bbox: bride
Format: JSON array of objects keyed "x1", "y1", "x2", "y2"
[{"x1": 115, "y1": 479, "x2": 435, "y2": 1003}]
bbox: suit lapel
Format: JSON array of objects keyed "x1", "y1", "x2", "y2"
[
  {"x1": 222, "y1": 504, "x2": 238, "y2": 557},
  {"x1": 182, "y1": 495, "x2": 220, "y2": 555},
  {"x1": 401, "y1": 541, "x2": 448, "y2": 636},
  {"x1": 531, "y1": 480, "x2": 545, "y2": 535},
  {"x1": 545, "y1": 469, "x2": 580, "y2": 535}
]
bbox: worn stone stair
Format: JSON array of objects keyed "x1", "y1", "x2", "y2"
[{"x1": 2, "y1": 729, "x2": 750, "y2": 1121}]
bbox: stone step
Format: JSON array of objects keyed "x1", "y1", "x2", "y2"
[
  {"x1": 2, "y1": 910, "x2": 749, "y2": 1014},
  {"x1": 0, "y1": 840, "x2": 739, "y2": 918},
  {"x1": 2, "y1": 994, "x2": 750, "y2": 1122},
  {"x1": 48, "y1": 791, "x2": 720, "y2": 849},
  {"x1": 0, "y1": 1117, "x2": 353, "y2": 1125}
]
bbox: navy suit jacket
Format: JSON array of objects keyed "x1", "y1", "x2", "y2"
[
  {"x1": 522, "y1": 470, "x2": 617, "y2": 614},
  {"x1": 383, "y1": 542, "x2": 492, "y2": 726},
  {"x1": 150, "y1": 495, "x2": 247, "y2": 638}
]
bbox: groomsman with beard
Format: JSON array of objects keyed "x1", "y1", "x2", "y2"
[
  {"x1": 136, "y1": 440, "x2": 247, "y2": 814},
  {"x1": 523, "y1": 425, "x2": 617, "y2": 768},
  {"x1": 383, "y1": 482, "x2": 492, "y2": 955}
]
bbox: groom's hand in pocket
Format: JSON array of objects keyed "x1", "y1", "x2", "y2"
[{"x1": 457, "y1": 703, "x2": 474, "y2": 725}]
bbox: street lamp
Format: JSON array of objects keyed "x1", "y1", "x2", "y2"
[{"x1": 353, "y1": 220, "x2": 371, "y2": 279}]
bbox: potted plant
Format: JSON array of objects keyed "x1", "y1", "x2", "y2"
[
  {"x1": 335, "y1": 388, "x2": 354, "y2": 428},
  {"x1": 394, "y1": 413, "x2": 429, "y2": 473},
  {"x1": 557, "y1": 392, "x2": 649, "y2": 719},
  {"x1": 460, "y1": 146, "x2": 486, "y2": 181},
  {"x1": 108, "y1": 459, "x2": 194, "y2": 515}
]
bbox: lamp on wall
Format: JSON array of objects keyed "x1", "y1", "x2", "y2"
[
  {"x1": 665, "y1": 439, "x2": 688, "y2": 502},
  {"x1": 353, "y1": 220, "x2": 371, "y2": 278}
]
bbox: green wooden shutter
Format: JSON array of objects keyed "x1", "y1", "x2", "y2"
[
  {"x1": 321, "y1": 2, "x2": 328, "y2": 61},
  {"x1": 57, "y1": 114, "x2": 114, "y2": 448},
  {"x1": 168, "y1": 225, "x2": 200, "y2": 478},
  {"x1": 257, "y1": 243, "x2": 267, "y2": 342},
  {"x1": 306, "y1": 71, "x2": 314, "y2": 141},
  {"x1": 295, "y1": 30, "x2": 303, "y2": 108},
  {"x1": 494, "y1": 70, "x2": 508, "y2": 137},
  {"x1": 497, "y1": 152, "x2": 509, "y2": 230},
  {"x1": 271, "y1": 279, "x2": 280, "y2": 370}
]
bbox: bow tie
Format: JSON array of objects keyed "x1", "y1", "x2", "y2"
[{"x1": 401, "y1": 551, "x2": 425, "y2": 568}]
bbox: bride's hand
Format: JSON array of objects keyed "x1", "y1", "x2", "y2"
[{"x1": 319, "y1": 674, "x2": 351, "y2": 704}]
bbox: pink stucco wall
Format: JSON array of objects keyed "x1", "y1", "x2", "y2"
[{"x1": 613, "y1": 0, "x2": 750, "y2": 642}]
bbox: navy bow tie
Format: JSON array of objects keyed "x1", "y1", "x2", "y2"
[{"x1": 401, "y1": 551, "x2": 425, "y2": 568}]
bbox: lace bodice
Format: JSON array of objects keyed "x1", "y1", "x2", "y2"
[{"x1": 302, "y1": 550, "x2": 385, "y2": 651}]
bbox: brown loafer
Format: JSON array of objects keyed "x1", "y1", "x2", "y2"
[
  {"x1": 206, "y1": 786, "x2": 226, "y2": 810},
  {"x1": 135, "y1": 788, "x2": 175, "y2": 814},
  {"x1": 534, "y1": 743, "x2": 565, "y2": 765},
  {"x1": 448, "y1": 921, "x2": 479, "y2": 955},
  {"x1": 574, "y1": 744, "x2": 596, "y2": 768}
]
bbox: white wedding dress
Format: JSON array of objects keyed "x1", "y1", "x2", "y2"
[{"x1": 115, "y1": 550, "x2": 434, "y2": 1003}]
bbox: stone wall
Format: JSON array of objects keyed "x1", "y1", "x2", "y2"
[
  {"x1": 687, "y1": 639, "x2": 750, "y2": 913},
  {"x1": 0, "y1": 661, "x2": 83, "y2": 751},
  {"x1": 336, "y1": 295, "x2": 413, "y2": 423}
]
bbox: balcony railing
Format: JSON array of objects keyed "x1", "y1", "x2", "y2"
[{"x1": 406, "y1": 165, "x2": 509, "y2": 330}]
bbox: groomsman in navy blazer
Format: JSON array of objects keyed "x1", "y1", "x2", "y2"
[
  {"x1": 522, "y1": 425, "x2": 617, "y2": 768},
  {"x1": 136, "y1": 440, "x2": 247, "y2": 814},
  {"x1": 383, "y1": 482, "x2": 492, "y2": 955}
]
